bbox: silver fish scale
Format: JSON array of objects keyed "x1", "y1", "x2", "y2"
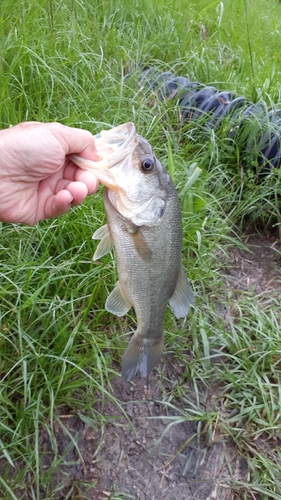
[
  {"x1": 103, "y1": 173, "x2": 183, "y2": 379},
  {"x1": 70, "y1": 122, "x2": 193, "y2": 379}
]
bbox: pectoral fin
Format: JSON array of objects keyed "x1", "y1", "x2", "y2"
[
  {"x1": 105, "y1": 281, "x2": 132, "y2": 316},
  {"x1": 169, "y1": 265, "x2": 194, "y2": 318},
  {"x1": 128, "y1": 227, "x2": 152, "y2": 262},
  {"x1": 92, "y1": 224, "x2": 109, "y2": 240},
  {"x1": 92, "y1": 224, "x2": 114, "y2": 261}
]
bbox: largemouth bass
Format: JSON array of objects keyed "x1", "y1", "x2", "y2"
[{"x1": 71, "y1": 123, "x2": 194, "y2": 381}]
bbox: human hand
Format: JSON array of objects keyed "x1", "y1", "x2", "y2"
[{"x1": 0, "y1": 121, "x2": 100, "y2": 225}]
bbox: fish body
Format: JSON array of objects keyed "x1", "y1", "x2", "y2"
[{"x1": 70, "y1": 123, "x2": 194, "y2": 380}]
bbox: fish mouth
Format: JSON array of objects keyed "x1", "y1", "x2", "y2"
[
  {"x1": 70, "y1": 122, "x2": 137, "y2": 171},
  {"x1": 94, "y1": 122, "x2": 137, "y2": 165}
]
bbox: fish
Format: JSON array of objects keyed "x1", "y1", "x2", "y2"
[{"x1": 70, "y1": 122, "x2": 194, "y2": 381}]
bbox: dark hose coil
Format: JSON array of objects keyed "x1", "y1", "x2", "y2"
[{"x1": 139, "y1": 68, "x2": 281, "y2": 175}]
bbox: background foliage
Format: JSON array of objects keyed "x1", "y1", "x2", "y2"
[{"x1": 1, "y1": 0, "x2": 281, "y2": 497}]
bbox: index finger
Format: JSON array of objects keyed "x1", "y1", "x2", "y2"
[{"x1": 46, "y1": 123, "x2": 100, "y2": 161}]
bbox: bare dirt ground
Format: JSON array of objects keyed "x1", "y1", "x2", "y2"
[
  {"x1": 41, "y1": 373, "x2": 246, "y2": 500},
  {"x1": 225, "y1": 230, "x2": 281, "y2": 297},
  {"x1": 11, "y1": 231, "x2": 281, "y2": 500}
]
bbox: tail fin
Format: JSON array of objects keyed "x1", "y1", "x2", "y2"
[{"x1": 122, "y1": 331, "x2": 164, "y2": 381}]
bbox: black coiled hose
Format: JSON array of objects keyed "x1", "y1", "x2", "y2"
[{"x1": 139, "y1": 68, "x2": 281, "y2": 175}]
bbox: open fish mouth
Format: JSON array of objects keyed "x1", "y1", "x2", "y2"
[{"x1": 70, "y1": 122, "x2": 137, "y2": 170}]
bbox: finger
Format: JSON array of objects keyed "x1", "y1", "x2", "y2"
[
  {"x1": 43, "y1": 182, "x2": 90, "y2": 220},
  {"x1": 11, "y1": 121, "x2": 44, "y2": 130},
  {"x1": 44, "y1": 190, "x2": 73, "y2": 219},
  {"x1": 74, "y1": 170, "x2": 99, "y2": 194},
  {"x1": 65, "y1": 181, "x2": 88, "y2": 206},
  {"x1": 48, "y1": 123, "x2": 99, "y2": 160},
  {"x1": 6, "y1": 122, "x2": 99, "y2": 161},
  {"x1": 55, "y1": 177, "x2": 98, "y2": 198},
  {"x1": 63, "y1": 163, "x2": 100, "y2": 194}
]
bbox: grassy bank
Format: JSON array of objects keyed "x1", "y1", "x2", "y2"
[{"x1": 1, "y1": 0, "x2": 281, "y2": 497}]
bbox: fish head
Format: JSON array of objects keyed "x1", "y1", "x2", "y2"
[
  {"x1": 107, "y1": 133, "x2": 171, "y2": 226},
  {"x1": 70, "y1": 122, "x2": 172, "y2": 226}
]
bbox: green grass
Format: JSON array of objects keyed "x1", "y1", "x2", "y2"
[{"x1": 1, "y1": 0, "x2": 281, "y2": 497}]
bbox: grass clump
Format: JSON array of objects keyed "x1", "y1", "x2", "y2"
[{"x1": 1, "y1": 0, "x2": 281, "y2": 497}]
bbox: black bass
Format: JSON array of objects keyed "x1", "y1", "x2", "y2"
[{"x1": 71, "y1": 123, "x2": 194, "y2": 381}]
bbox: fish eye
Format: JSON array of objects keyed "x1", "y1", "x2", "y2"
[{"x1": 141, "y1": 157, "x2": 154, "y2": 173}]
